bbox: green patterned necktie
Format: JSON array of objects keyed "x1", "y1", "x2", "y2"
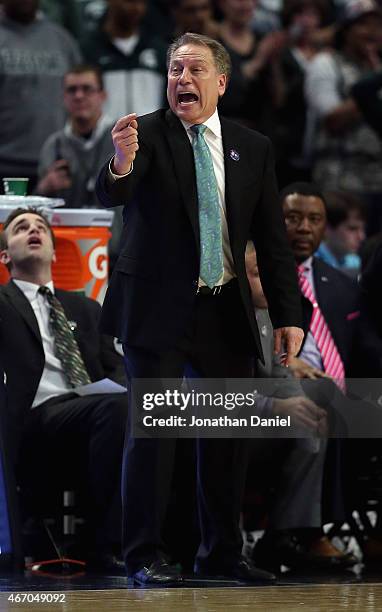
[
  {"x1": 191, "y1": 124, "x2": 224, "y2": 288},
  {"x1": 38, "y1": 286, "x2": 91, "y2": 388}
]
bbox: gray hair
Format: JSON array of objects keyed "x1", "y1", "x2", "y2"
[{"x1": 167, "y1": 32, "x2": 231, "y2": 81}]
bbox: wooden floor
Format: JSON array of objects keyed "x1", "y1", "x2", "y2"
[{"x1": 1, "y1": 584, "x2": 382, "y2": 612}]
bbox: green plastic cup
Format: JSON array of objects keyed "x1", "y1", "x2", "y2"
[{"x1": 3, "y1": 177, "x2": 29, "y2": 196}]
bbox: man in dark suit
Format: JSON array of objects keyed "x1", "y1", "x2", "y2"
[
  {"x1": 280, "y1": 182, "x2": 360, "y2": 381},
  {"x1": 245, "y1": 244, "x2": 357, "y2": 571},
  {"x1": 96, "y1": 32, "x2": 303, "y2": 585},
  {"x1": 0, "y1": 207, "x2": 128, "y2": 572},
  {"x1": 279, "y1": 182, "x2": 362, "y2": 550}
]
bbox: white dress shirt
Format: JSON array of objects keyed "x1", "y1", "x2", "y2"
[
  {"x1": 298, "y1": 257, "x2": 324, "y2": 371},
  {"x1": 109, "y1": 109, "x2": 236, "y2": 286},
  {"x1": 13, "y1": 280, "x2": 70, "y2": 408}
]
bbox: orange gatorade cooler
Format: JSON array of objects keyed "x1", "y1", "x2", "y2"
[{"x1": 0, "y1": 203, "x2": 114, "y2": 304}]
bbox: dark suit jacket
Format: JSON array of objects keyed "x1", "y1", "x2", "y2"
[
  {"x1": 0, "y1": 280, "x2": 124, "y2": 461},
  {"x1": 299, "y1": 257, "x2": 360, "y2": 375},
  {"x1": 96, "y1": 109, "x2": 302, "y2": 357}
]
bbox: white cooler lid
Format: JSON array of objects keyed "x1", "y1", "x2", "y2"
[
  {"x1": 0, "y1": 195, "x2": 64, "y2": 208},
  {"x1": 45, "y1": 208, "x2": 114, "y2": 227},
  {"x1": 0, "y1": 206, "x2": 114, "y2": 227}
]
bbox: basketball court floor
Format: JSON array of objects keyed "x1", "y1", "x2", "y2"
[{"x1": 1, "y1": 568, "x2": 382, "y2": 611}]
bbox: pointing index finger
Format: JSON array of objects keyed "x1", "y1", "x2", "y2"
[{"x1": 114, "y1": 113, "x2": 138, "y2": 132}]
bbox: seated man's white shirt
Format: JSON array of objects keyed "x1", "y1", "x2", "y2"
[{"x1": 13, "y1": 280, "x2": 70, "y2": 407}]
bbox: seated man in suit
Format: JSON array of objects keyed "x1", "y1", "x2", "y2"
[
  {"x1": 245, "y1": 244, "x2": 356, "y2": 570},
  {"x1": 280, "y1": 182, "x2": 360, "y2": 383},
  {"x1": 280, "y1": 182, "x2": 364, "y2": 558},
  {"x1": 282, "y1": 184, "x2": 382, "y2": 565},
  {"x1": 0, "y1": 207, "x2": 128, "y2": 572}
]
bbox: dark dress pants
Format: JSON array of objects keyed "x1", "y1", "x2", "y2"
[
  {"x1": 122, "y1": 282, "x2": 256, "y2": 574},
  {"x1": 18, "y1": 392, "x2": 128, "y2": 556}
]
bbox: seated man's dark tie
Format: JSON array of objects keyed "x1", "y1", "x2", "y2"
[{"x1": 38, "y1": 286, "x2": 91, "y2": 387}]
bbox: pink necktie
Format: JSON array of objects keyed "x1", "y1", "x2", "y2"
[{"x1": 297, "y1": 265, "x2": 346, "y2": 392}]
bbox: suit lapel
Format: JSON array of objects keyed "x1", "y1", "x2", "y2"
[
  {"x1": 312, "y1": 258, "x2": 331, "y2": 319},
  {"x1": 164, "y1": 110, "x2": 200, "y2": 252},
  {"x1": 55, "y1": 289, "x2": 78, "y2": 338},
  {"x1": 55, "y1": 289, "x2": 71, "y2": 316},
  {"x1": 4, "y1": 280, "x2": 42, "y2": 343},
  {"x1": 164, "y1": 112, "x2": 252, "y2": 256},
  {"x1": 221, "y1": 118, "x2": 246, "y2": 252}
]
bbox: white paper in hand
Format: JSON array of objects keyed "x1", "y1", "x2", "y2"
[{"x1": 74, "y1": 378, "x2": 127, "y2": 396}]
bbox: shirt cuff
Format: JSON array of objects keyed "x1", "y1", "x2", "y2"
[{"x1": 108, "y1": 157, "x2": 133, "y2": 181}]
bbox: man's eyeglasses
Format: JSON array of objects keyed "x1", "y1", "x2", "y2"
[{"x1": 64, "y1": 85, "x2": 101, "y2": 95}]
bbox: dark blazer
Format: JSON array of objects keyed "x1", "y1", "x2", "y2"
[
  {"x1": 299, "y1": 257, "x2": 360, "y2": 374},
  {"x1": 96, "y1": 109, "x2": 302, "y2": 356},
  {"x1": 0, "y1": 280, "x2": 124, "y2": 460}
]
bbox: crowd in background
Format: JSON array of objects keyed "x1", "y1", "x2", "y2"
[
  {"x1": 1, "y1": 0, "x2": 382, "y2": 272},
  {"x1": 2, "y1": 0, "x2": 382, "y2": 573}
]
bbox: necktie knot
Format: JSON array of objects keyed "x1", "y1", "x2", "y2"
[
  {"x1": 296, "y1": 265, "x2": 309, "y2": 291},
  {"x1": 38, "y1": 285, "x2": 52, "y2": 298},
  {"x1": 191, "y1": 123, "x2": 207, "y2": 137},
  {"x1": 296, "y1": 264, "x2": 306, "y2": 276}
]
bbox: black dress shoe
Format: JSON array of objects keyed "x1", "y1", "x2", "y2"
[
  {"x1": 130, "y1": 559, "x2": 183, "y2": 586},
  {"x1": 195, "y1": 557, "x2": 276, "y2": 583}
]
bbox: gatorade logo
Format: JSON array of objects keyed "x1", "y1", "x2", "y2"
[{"x1": 89, "y1": 245, "x2": 108, "y2": 279}]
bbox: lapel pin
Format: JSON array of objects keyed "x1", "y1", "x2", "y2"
[
  {"x1": 229, "y1": 149, "x2": 240, "y2": 161},
  {"x1": 321, "y1": 276, "x2": 328, "y2": 282},
  {"x1": 68, "y1": 320, "x2": 77, "y2": 331}
]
